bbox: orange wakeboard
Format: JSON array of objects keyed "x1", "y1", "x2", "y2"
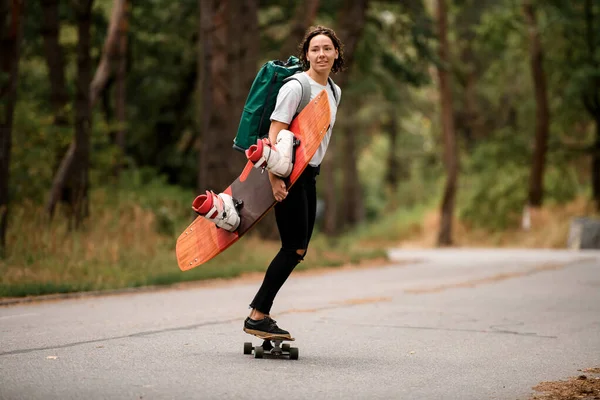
[{"x1": 176, "y1": 90, "x2": 331, "y2": 271}]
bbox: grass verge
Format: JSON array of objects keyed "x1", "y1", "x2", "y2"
[{"x1": 0, "y1": 187, "x2": 396, "y2": 299}]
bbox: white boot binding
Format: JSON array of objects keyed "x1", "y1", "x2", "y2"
[
  {"x1": 245, "y1": 130, "x2": 297, "y2": 178},
  {"x1": 192, "y1": 190, "x2": 241, "y2": 232}
]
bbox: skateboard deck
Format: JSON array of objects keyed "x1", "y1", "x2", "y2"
[
  {"x1": 243, "y1": 336, "x2": 298, "y2": 360},
  {"x1": 176, "y1": 89, "x2": 331, "y2": 271}
]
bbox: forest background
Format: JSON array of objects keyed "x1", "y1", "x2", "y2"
[{"x1": 0, "y1": 0, "x2": 598, "y2": 298}]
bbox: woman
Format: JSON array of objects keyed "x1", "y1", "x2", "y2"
[{"x1": 244, "y1": 26, "x2": 345, "y2": 339}]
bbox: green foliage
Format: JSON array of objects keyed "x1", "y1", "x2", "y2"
[
  {"x1": 357, "y1": 114, "x2": 442, "y2": 220},
  {"x1": 126, "y1": 0, "x2": 199, "y2": 186},
  {"x1": 10, "y1": 102, "x2": 61, "y2": 202},
  {"x1": 358, "y1": 134, "x2": 388, "y2": 219},
  {"x1": 544, "y1": 165, "x2": 580, "y2": 205},
  {"x1": 460, "y1": 162, "x2": 529, "y2": 230},
  {"x1": 351, "y1": 1, "x2": 435, "y2": 101},
  {"x1": 459, "y1": 129, "x2": 581, "y2": 230},
  {"x1": 543, "y1": 0, "x2": 600, "y2": 137},
  {"x1": 342, "y1": 201, "x2": 434, "y2": 245}
]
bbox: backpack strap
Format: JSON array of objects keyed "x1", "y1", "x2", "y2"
[
  {"x1": 283, "y1": 73, "x2": 340, "y2": 116},
  {"x1": 327, "y1": 77, "x2": 339, "y2": 106},
  {"x1": 283, "y1": 72, "x2": 312, "y2": 115}
]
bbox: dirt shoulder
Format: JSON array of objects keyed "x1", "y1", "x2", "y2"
[{"x1": 530, "y1": 368, "x2": 600, "y2": 400}]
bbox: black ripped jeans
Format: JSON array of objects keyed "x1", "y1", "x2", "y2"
[{"x1": 249, "y1": 165, "x2": 320, "y2": 315}]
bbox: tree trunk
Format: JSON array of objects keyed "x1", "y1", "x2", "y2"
[
  {"x1": 435, "y1": 0, "x2": 458, "y2": 247},
  {"x1": 90, "y1": 0, "x2": 127, "y2": 107},
  {"x1": 462, "y1": 66, "x2": 479, "y2": 148},
  {"x1": 228, "y1": 0, "x2": 257, "y2": 131},
  {"x1": 523, "y1": 1, "x2": 549, "y2": 207},
  {"x1": 41, "y1": 0, "x2": 68, "y2": 126},
  {"x1": 114, "y1": 0, "x2": 128, "y2": 178},
  {"x1": 70, "y1": 0, "x2": 94, "y2": 228},
  {"x1": 41, "y1": 0, "x2": 71, "y2": 203},
  {"x1": 46, "y1": 0, "x2": 125, "y2": 217},
  {"x1": 279, "y1": 0, "x2": 320, "y2": 59},
  {"x1": 240, "y1": 0, "x2": 258, "y2": 100},
  {"x1": 197, "y1": 0, "x2": 211, "y2": 195},
  {"x1": 385, "y1": 110, "x2": 401, "y2": 192},
  {"x1": 322, "y1": 0, "x2": 369, "y2": 235},
  {"x1": 227, "y1": 0, "x2": 242, "y2": 126},
  {"x1": 0, "y1": 0, "x2": 24, "y2": 255},
  {"x1": 197, "y1": 0, "x2": 239, "y2": 193},
  {"x1": 458, "y1": 40, "x2": 482, "y2": 148}
]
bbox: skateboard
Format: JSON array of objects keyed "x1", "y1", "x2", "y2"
[
  {"x1": 176, "y1": 89, "x2": 331, "y2": 271},
  {"x1": 243, "y1": 336, "x2": 299, "y2": 360}
]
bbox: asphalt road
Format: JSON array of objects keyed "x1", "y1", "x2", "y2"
[{"x1": 1, "y1": 249, "x2": 599, "y2": 400}]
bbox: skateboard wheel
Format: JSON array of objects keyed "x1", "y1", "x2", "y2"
[
  {"x1": 289, "y1": 347, "x2": 299, "y2": 360},
  {"x1": 282, "y1": 344, "x2": 291, "y2": 352},
  {"x1": 254, "y1": 346, "x2": 264, "y2": 359},
  {"x1": 243, "y1": 342, "x2": 253, "y2": 355}
]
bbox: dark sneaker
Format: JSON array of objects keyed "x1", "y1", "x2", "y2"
[{"x1": 243, "y1": 316, "x2": 291, "y2": 339}]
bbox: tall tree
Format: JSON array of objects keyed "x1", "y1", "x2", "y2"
[
  {"x1": 435, "y1": 0, "x2": 459, "y2": 246},
  {"x1": 228, "y1": 0, "x2": 258, "y2": 129},
  {"x1": 385, "y1": 110, "x2": 401, "y2": 192},
  {"x1": 69, "y1": 0, "x2": 94, "y2": 228},
  {"x1": 197, "y1": 0, "x2": 211, "y2": 195},
  {"x1": 46, "y1": 0, "x2": 126, "y2": 218},
  {"x1": 90, "y1": 0, "x2": 126, "y2": 106},
  {"x1": 41, "y1": 0, "x2": 68, "y2": 126},
  {"x1": 323, "y1": 0, "x2": 369, "y2": 234},
  {"x1": 197, "y1": 0, "x2": 256, "y2": 195},
  {"x1": 523, "y1": 0, "x2": 549, "y2": 207},
  {"x1": 41, "y1": 0, "x2": 71, "y2": 203},
  {"x1": 198, "y1": 0, "x2": 235, "y2": 193},
  {"x1": 114, "y1": 0, "x2": 128, "y2": 177},
  {"x1": 0, "y1": 0, "x2": 24, "y2": 254}
]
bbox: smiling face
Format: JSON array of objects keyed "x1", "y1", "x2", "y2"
[{"x1": 306, "y1": 34, "x2": 339, "y2": 75}]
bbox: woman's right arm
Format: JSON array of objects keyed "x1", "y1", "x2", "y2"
[{"x1": 267, "y1": 120, "x2": 290, "y2": 202}]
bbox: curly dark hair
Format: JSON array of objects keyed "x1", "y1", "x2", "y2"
[{"x1": 298, "y1": 25, "x2": 345, "y2": 74}]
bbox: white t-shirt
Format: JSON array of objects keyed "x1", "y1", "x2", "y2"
[{"x1": 270, "y1": 72, "x2": 341, "y2": 166}]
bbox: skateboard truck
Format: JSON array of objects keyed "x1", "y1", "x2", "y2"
[{"x1": 243, "y1": 339, "x2": 299, "y2": 360}]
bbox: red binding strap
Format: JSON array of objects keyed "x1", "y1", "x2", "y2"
[
  {"x1": 245, "y1": 138, "x2": 272, "y2": 169},
  {"x1": 192, "y1": 190, "x2": 213, "y2": 216},
  {"x1": 245, "y1": 139, "x2": 264, "y2": 163}
]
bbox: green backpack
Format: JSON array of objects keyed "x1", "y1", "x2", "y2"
[
  {"x1": 233, "y1": 56, "x2": 307, "y2": 152},
  {"x1": 233, "y1": 56, "x2": 339, "y2": 152}
]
